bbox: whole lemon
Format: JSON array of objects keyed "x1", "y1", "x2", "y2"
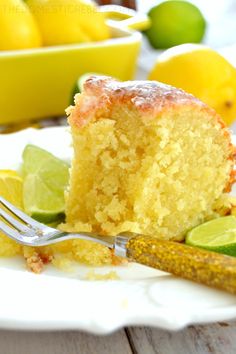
[
  {"x1": 145, "y1": 0, "x2": 206, "y2": 49},
  {"x1": 26, "y1": 0, "x2": 110, "y2": 46},
  {"x1": 0, "y1": 0, "x2": 42, "y2": 50},
  {"x1": 148, "y1": 44, "x2": 236, "y2": 126}
]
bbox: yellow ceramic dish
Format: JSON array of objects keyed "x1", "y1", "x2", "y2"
[{"x1": 0, "y1": 6, "x2": 150, "y2": 125}]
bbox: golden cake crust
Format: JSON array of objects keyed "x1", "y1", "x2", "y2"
[
  {"x1": 68, "y1": 76, "x2": 221, "y2": 127},
  {"x1": 67, "y1": 76, "x2": 236, "y2": 192},
  {"x1": 65, "y1": 76, "x2": 236, "y2": 239}
]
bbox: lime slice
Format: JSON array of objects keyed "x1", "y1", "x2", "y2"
[
  {"x1": 22, "y1": 145, "x2": 69, "y2": 223},
  {"x1": 71, "y1": 73, "x2": 101, "y2": 105},
  {"x1": 186, "y1": 216, "x2": 236, "y2": 257},
  {"x1": 145, "y1": 0, "x2": 206, "y2": 49}
]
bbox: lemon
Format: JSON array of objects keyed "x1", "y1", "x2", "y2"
[
  {"x1": 0, "y1": 170, "x2": 23, "y2": 208},
  {"x1": 22, "y1": 145, "x2": 69, "y2": 223},
  {"x1": 148, "y1": 44, "x2": 236, "y2": 126},
  {"x1": 26, "y1": 0, "x2": 110, "y2": 46},
  {"x1": 0, "y1": 0, "x2": 42, "y2": 50},
  {"x1": 145, "y1": 0, "x2": 206, "y2": 49},
  {"x1": 0, "y1": 170, "x2": 23, "y2": 256},
  {"x1": 186, "y1": 216, "x2": 236, "y2": 257}
]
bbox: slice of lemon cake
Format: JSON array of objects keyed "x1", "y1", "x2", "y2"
[{"x1": 64, "y1": 76, "x2": 235, "y2": 241}]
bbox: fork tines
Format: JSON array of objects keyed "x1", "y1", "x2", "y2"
[{"x1": 0, "y1": 196, "x2": 44, "y2": 230}]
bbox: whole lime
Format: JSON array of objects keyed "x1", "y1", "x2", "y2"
[{"x1": 145, "y1": 0, "x2": 206, "y2": 49}]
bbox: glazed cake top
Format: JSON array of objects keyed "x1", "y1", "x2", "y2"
[
  {"x1": 66, "y1": 75, "x2": 235, "y2": 193},
  {"x1": 67, "y1": 75, "x2": 216, "y2": 128}
]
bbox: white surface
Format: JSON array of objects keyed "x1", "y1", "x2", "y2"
[{"x1": 0, "y1": 127, "x2": 236, "y2": 333}]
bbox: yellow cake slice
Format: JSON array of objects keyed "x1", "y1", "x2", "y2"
[{"x1": 64, "y1": 76, "x2": 236, "y2": 241}]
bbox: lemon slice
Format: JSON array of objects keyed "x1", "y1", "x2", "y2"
[
  {"x1": 0, "y1": 170, "x2": 23, "y2": 207},
  {"x1": 22, "y1": 145, "x2": 69, "y2": 223},
  {"x1": 0, "y1": 170, "x2": 23, "y2": 256},
  {"x1": 186, "y1": 216, "x2": 236, "y2": 256}
]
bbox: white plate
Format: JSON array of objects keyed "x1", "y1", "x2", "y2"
[{"x1": 0, "y1": 126, "x2": 236, "y2": 334}]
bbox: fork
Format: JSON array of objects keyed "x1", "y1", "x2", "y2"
[{"x1": 1, "y1": 196, "x2": 236, "y2": 295}]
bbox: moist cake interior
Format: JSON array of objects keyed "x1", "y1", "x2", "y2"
[{"x1": 65, "y1": 83, "x2": 233, "y2": 241}]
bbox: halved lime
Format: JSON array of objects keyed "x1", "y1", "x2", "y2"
[
  {"x1": 22, "y1": 145, "x2": 69, "y2": 223},
  {"x1": 186, "y1": 216, "x2": 236, "y2": 257}
]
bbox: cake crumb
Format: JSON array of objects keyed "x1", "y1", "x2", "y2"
[
  {"x1": 85, "y1": 269, "x2": 120, "y2": 280},
  {"x1": 23, "y1": 246, "x2": 53, "y2": 274},
  {"x1": 25, "y1": 253, "x2": 44, "y2": 274},
  {"x1": 52, "y1": 254, "x2": 75, "y2": 272}
]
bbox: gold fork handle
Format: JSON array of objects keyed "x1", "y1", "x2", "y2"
[{"x1": 126, "y1": 235, "x2": 236, "y2": 295}]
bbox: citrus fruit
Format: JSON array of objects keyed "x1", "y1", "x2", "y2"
[
  {"x1": 0, "y1": 170, "x2": 23, "y2": 256},
  {"x1": 0, "y1": 170, "x2": 23, "y2": 208},
  {"x1": 186, "y1": 216, "x2": 236, "y2": 257},
  {"x1": 145, "y1": 0, "x2": 206, "y2": 49},
  {"x1": 22, "y1": 145, "x2": 69, "y2": 223},
  {"x1": 148, "y1": 44, "x2": 236, "y2": 126},
  {"x1": 26, "y1": 0, "x2": 110, "y2": 46},
  {"x1": 0, "y1": 0, "x2": 42, "y2": 50}
]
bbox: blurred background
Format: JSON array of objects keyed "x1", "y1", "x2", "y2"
[
  {"x1": 0, "y1": 0, "x2": 236, "y2": 131},
  {"x1": 138, "y1": 0, "x2": 236, "y2": 48},
  {"x1": 137, "y1": 0, "x2": 236, "y2": 75}
]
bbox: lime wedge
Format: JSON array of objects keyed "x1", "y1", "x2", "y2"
[
  {"x1": 22, "y1": 145, "x2": 69, "y2": 223},
  {"x1": 186, "y1": 216, "x2": 236, "y2": 257}
]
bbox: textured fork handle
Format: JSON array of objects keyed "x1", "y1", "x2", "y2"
[{"x1": 126, "y1": 236, "x2": 236, "y2": 295}]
